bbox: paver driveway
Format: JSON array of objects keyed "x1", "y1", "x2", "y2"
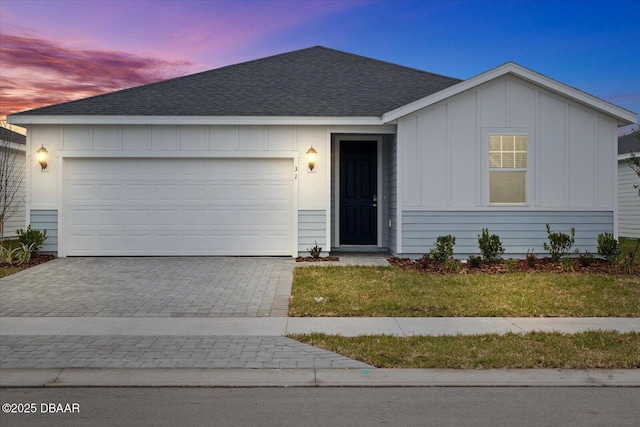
[{"x1": 0, "y1": 257, "x2": 294, "y2": 317}]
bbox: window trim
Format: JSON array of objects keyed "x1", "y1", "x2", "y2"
[{"x1": 482, "y1": 129, "x2": 534, "y2": 207}]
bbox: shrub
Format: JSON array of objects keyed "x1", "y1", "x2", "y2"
[
  {"x1": 443, "y1": 258, "x2": 460, "y2": 272},
  {"x1": 16, "y1": 225, "x2": 47, "y2": 256},
  {"x1": 620, "y1": 256, "x2": 634, "y2": 274},
  {"x1": 579, "y1": 251, "x2": 594, "y2": 267},
  {"x1": 597, "y1": 233, "x2": 620, "y2": 263},
  {"x1": 430, "y1": 235, "x2": 456, "y2": 261},
  {"x1": 504, "y1": 258, "x2": 517, "y2": 273},
  {"x1": 467, "y1": 255, "x2": 482, "y2": 268},
  {"x1": 0, "y1": 243, "x2": 34, "y2": 266},
  {"x1": 307, "y1": 241, "x2": 322, "y2": 259},
  {"x1": 543, "y1": 224, "x2": 575, "y2": 263},
  {"x1": 477, "y1": 228, "x2": 505, "y2": 261},
  {"x1": 526, "y1": 249, "x2": 537, "y2": 268}
]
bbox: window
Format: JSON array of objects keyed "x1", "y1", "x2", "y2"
[{"x1": 489, "y1": 134, "x2": 527, "y2": 204}]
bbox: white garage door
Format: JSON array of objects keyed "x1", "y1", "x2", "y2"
[{"x1": 63, "y1": 158, "x2": 293, "y2": 256}]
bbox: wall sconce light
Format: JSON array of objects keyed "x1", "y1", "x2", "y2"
[
  {"x1": 306, "y1": 146, "x2": 317, "y2": 171},
  {"x1": 37, "y1": 145, "x2": 48, "y2": 171}
]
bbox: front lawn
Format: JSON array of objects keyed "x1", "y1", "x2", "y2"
[
  {"x1": 290, "y1": 331, "x2": 640, "y2": 369},
  {"x1": 289, "y1": 266, "x2": 640, "y2": 317}
]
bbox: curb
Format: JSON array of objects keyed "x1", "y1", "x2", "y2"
[{"x1": 1, "y1": 368, "x2": 639, "y2": 388}]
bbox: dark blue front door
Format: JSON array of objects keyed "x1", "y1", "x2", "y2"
[{"x1": 340, "y1": 141, "x2": 377, "y2": 245}]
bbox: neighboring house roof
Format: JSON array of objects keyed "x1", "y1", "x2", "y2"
[
  {"x1": 10, "y1": 46, "x2": 461, "y2": 118},
  {"x1": 0, "y1": 126, "x2": 26, "y2": 145},
  {"x1": 619, "y1": 133, "x2": 639, "y2": 156}
]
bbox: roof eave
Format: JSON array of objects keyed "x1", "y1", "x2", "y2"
[
  {"x1": 382, "y1": 62, "x2": 638, "y2": 127},
  {"x1": 7, "y1": 115, "x2": 387, "y2": 127}
]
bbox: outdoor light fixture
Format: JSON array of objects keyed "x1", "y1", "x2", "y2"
[
  {"x1": 306, "y1": 146, "x2": 317, "y2": 171},
  {"x1": 37, "y1": 145, "x2": 48, "y2": 171}
]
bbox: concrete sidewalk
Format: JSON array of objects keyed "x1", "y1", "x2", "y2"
[
  {"x1": 2, "y1": 316, "x2": 639, "y2": 379},
  {"x1": 2, "y1": 316, "x2": 639, "y2": 336}
]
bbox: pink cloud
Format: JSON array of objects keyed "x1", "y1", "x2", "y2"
[{"x1": 0, "y1": 33, "x2": 195, "y2": 116}]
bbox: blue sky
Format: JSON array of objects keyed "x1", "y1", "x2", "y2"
[{"x1": 1, "y1": 0, "x2": 638, "y2": 131}]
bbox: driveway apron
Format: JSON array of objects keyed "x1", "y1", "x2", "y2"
[{"x1": 0, "y1": 257, "x2": 370, "y2": 369}]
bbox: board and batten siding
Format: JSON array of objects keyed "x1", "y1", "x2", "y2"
[
  {"x1": 397, "y1": 75, "x2": 617, "y2": 210},
  {"x1": 395, "y1": 75, "x2": 618, "y2": 256},
  {"x1": 618, "y1": 160, "x2": 640, "y2": 238},
  {"x1": 401, "y1": 210, "x2": 613, "y2": 258},
  {"x1": 298, "y1": 210, "x2": 327, "y2": 256},
  {"x1": 26, "y1": 123, "x2": 342, "y2": 256},
  {"x1": 30, "y1": 209, "x2": 58, "y2": 254}
]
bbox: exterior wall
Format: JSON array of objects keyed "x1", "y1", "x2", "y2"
[
  {"x1": 401, "y1": 210, "x2": 613, "y2": 258},
  {"x1": 1, "y1": 146, "x2": 26, "y2": 238},
  {"x1": 25, "y1": 123, "x2": 393, "y2": 256},
  {"x1": 298, "y1": 210, "x2": 328, "y2": 256},
  {"x1": 30, "y1": 209, "x2": 58, "y2": 254},
  {"x1": 618, "y1": 159, "x2": 640, "y2": 238},
  {"x1": 395, "y1": 75, "x2": 619, "y2": 255}
]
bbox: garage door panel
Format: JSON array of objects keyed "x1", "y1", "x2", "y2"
[{"x1": 64, "y1": 158, "x2": 293, "y2": 256}]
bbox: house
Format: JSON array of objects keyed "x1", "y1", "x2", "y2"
[
  {"x1": 618, "y1": 133, "x2": 640, "y2": 238},
  {"x1": 0, "y1": 126, "x2": 26, "y2": 239},
  {"x1": 8, "y1": 46, "x2": 637, "y2": 257}
]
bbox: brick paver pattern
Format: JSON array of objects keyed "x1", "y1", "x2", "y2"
[
  {"x1": 0, "y1": 257, "x2": 292, "y2": 317},
  {"x1": 0, "y1": 335, "x2": 371, "y2": 369}
]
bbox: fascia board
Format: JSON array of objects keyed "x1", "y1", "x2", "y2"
[
  {"x1": 383, "y1": 62, "x2": 637, "y2": 126},
  {"x1": 7, "y1": 115, "x2": 385, "y2": 126}
]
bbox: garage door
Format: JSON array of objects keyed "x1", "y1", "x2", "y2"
[{"x1": 63, "y1": 158, "x2": 293, "y2": 256}]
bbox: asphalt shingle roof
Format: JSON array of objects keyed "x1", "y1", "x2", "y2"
[
  {"x1": 0, "y1": 127, "x2": 26, "y2": 145},
  {"x1": 14, "y1": 46, "x2": 462, "y2": 117}
]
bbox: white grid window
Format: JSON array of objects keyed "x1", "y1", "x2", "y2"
[{"x1": 489, "y1": 134, "x2": 527, "y2": 204}]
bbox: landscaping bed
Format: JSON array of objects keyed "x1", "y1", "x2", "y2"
[
  {"x1": 388, "y1": 256, "x2": 639, "y2": 275},
  {"x1": 296, "y1": 256, "x2": 340, "y2": 262},
  {"x1": 0, "y1": 254, "x2": 56, "y2": 278}
]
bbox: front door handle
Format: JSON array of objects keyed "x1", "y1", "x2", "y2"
[{"x1": 370, "y1": 203, "x2": 377, "y2": 207}]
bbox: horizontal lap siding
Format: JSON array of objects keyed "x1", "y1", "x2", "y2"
[
  {"x1": 298, "y1": 210, "x2": 328, "y2": 256},
  {"x1": 401, "y1": 210, "x2": 613, "y2": 258},
  {"x1": 30, "y1": 210, "x2": 58, "y2": 254},
  {"x1": 618, "y1": 162, "x2": 640, "y2": 238}
]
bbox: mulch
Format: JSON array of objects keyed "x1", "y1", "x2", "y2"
[
  {"x1": 0, "y1": 254, "x2": 56, "y2": 269},
  {"x1": 388, "y1": 256, "x2": 640, "y2": 275},
  {"x1": 296, "y1": 256, "x2": 340, "y2": 262}
]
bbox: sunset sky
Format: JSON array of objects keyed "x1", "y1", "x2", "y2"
[{"x1": 1, "y1": 0, "x2": 638, "y2": 131}]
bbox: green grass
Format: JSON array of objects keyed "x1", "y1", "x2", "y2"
[
  {"x1": 290, "y1": 331, "x2": 640, "y2": 369},
  {"x1": 290, "y1": 266, "x2": 640, "y2": 317},
  {"x1": 0, "y1": 266, "x2": 21, "y2": 278}
]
